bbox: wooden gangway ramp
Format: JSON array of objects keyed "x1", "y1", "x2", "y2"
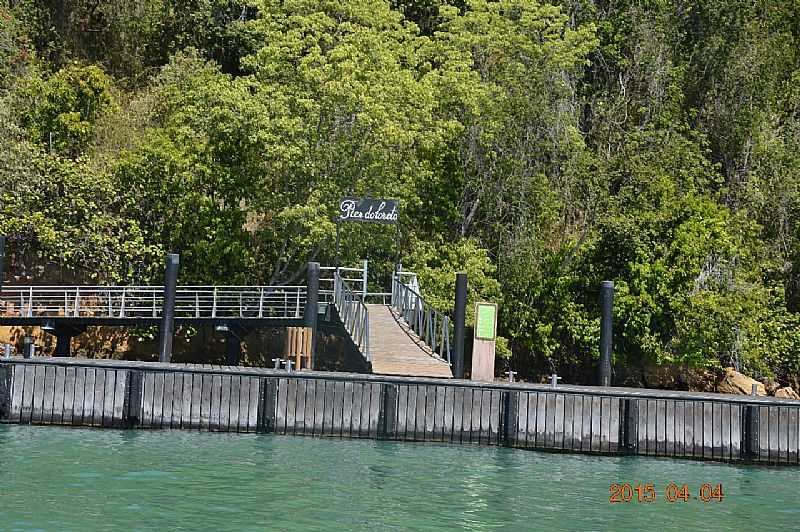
[{"x1": 366, "y1": 304, "x2": 452, "y2": 378}]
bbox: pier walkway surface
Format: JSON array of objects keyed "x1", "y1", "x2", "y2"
[
  {"x1": 365, "y1": 304, "x2": 452, "y2": 378},
  {"x1": 1, "y1": 357, "x2": 798, "y2": 466}
]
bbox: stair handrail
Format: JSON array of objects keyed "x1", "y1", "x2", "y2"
[
  {"x1": 333, "y1": 270, "x2": 370, "y2": 361},
  {"x1": 390, "y1": 273, "x2": 451, "y2": 364}
]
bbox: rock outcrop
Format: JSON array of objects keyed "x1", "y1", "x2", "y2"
[
  {"x1": 775, "y1": 387, "x2": 800, "y2": 400},
  {"x1": 717, "y1": 367, "x2": 766, "y2": 396}
]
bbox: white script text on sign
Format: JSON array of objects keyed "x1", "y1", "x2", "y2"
[{"x1": 339, "y1": 198, "x2": 399, "y2": 224}]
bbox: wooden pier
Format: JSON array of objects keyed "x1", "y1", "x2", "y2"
[{"x1": 1, "y1": 357, "x2": 798, "y2": 465}]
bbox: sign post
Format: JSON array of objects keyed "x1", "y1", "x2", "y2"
[{"x1": 471, "y1": 302, "x2": 498, "y2": 382}]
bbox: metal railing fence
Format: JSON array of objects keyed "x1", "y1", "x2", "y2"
[
  {"x1": 333, "y1": 273, "x2": 370, "y2": 361},
  {"x1": 390, "y1": 275, "x2": 451, "y2": 364},
  {"x1": 0, "y1": 286, "x2": 307, "y2": 320}
]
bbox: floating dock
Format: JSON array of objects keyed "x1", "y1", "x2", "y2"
[{"x1": 1, "y1": 357, "x2": 798, "y2": 465}]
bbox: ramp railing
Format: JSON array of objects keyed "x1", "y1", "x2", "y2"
[
  {"x1": 320, "y1": 261, "x2": 391, "y2": 304},
  {"x1": 390, "y1": 274, "x2": 452, "y2": 364},
  {"x1": 333, "y1": 272, "x2": 370, "y2": 361}
]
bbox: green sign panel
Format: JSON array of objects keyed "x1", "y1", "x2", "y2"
[{"x1": 474, "y1": 302, "x2": 497, "y2": 341}]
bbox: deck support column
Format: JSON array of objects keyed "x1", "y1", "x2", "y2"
[
  {"x1": 304, "y1": 262, "x2": 320, "y2": 369},
  {"x1": 226, "y1": 332, "x2": 241, "y2": 366},
  {"x1": 46, "y1": 324, "x2": 86, "y2": 357},
  {"x1": 158, "y1": 253, "x2": 180, "y2": 363},
  {"x1": 452, "y1": 273, "x2": 468, "y2": 379}
]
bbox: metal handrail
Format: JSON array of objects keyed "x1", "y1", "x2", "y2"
[
  {"x1": 0, "y1": 285, "x2": 307, "y2": 320},
  {"x1": 320, "y1": 262, "x2": 368, "y2": 300},
  {"x1": 390, "y1": 275, "x2": 451, "y2": 364},
  {"x1": 333, "y1": 272, "x2": 370, "y2": 361}
]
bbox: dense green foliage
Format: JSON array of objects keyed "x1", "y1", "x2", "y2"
[{"x1": 2, "y1": 0, "x2": 799, "y2": 387}]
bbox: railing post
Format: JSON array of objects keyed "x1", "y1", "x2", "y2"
[
  {"x1": 453, "y1": 273, "x2": 468, "y2": 379},
  {"x1": 304, "y1": 262, "x2": 320, "y2": 369},
  {"x1": 362, "y1": 259, "x2": 368, "y2": 299},
  {"x1": 158, "y1": 253, "x2": 180, "y2": 363},
  {"x1": 599, "y1": 280, "x2": 614, "y2": 386},
  {"x1": 365, "y1": 314, "x2": 370, "y2": 360}
]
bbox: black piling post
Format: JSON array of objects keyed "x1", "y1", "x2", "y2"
[
  {"x1": 452, "y1": 273, "x2": 468, "y2": 379},
  {"x1": 379, "y1": 383, "x2": 399, "y2": 440},
  {"x1": 0, "y1": 362, "x2": 10, "y2": 420},
  {"x1": 304, "y1": 262, "x2": 320, "y2": 368},
  {"x1": 259, "y1": 378, "x2": 278, "y2": 433},
  {"x1": 0, "y1": 235, "x2": 6, "y2": 293},
  {"x1": 743, "y1": 404, "x2": 760, "y2": 462},
  {"x1": 503, "y1": 390, "x2": 519, "y2": 447},
  {"x1": 123, "y1": 370, "x2": 143, "y2": 427},
  {"x1": 158, "y1": 253, "x2": 179, "y2": 363},
  {"x1": 599, "y1": 280, "x2": 614, "y2": 386},
  {"x1": 622, "y1": 398, "x2": 639, "y2": 454}
]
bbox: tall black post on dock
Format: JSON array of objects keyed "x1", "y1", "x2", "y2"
[
  {"x1": 0, "y1": 235, "x2": 6, "y2": 293},
  {"x1": 158, "y1": 253, "x2": 180, "y2": 363},
  {"x1": 453, "y1": 273, "x2": 468, "y2": 379},
  {"x1": 599, "y1": 280, "x2": 614, "y2": 386},
  {"x1": 304, "y1": 262, "x2": 320, "y2": 368}
]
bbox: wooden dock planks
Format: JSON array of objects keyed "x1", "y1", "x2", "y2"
[{"x1": 366, "y1": 305, "x2": 453, "y2": 378}]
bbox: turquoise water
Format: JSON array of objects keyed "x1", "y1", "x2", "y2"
[{"x1": 0, "y1": 425, "x2": 797, "y2": 531}]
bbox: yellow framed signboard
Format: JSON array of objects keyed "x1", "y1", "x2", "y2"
[{"x1": 474, "y1": 302, "x2": 497, "y2": 341}]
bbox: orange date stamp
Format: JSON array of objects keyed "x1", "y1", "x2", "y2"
[{"x1": 609, "y1": 482, "x2": 724, "y2": 503}]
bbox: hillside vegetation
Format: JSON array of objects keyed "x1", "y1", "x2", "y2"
[{"x1": 1, "y1": 0, "x2": 800, "y2": 388}]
